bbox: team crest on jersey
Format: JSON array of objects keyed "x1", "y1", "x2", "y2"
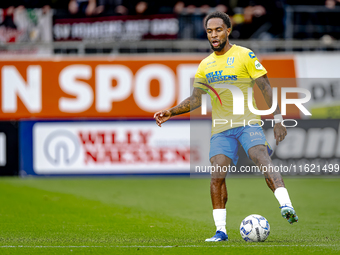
[
  {"x1": 227, "y1": 57, "x2": 235, "y2": 66},
  {"x1": 249, "y1": 52, "x2": 256, "y2": 59}
]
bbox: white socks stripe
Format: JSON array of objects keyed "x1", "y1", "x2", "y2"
[
  {"x1": 274, "y1": 187, "x2": 292, "y2": 207},
  {"x1": 213, "y1": 209, "x2": 226, "y2": 234}
]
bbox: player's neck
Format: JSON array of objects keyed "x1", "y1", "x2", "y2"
[{"x1": 214, "y1": 42, "x2": 233, "y2": 56}]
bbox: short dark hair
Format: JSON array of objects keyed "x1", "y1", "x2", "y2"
[{"x1": 204, "y1": 11, "x2": 231, "y2": 29}]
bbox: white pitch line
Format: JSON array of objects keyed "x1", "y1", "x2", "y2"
[{"x1": 0, "y1": 244, "x2": 338, "y2": 248}]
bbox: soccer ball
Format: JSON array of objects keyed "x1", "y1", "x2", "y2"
[{"x1": 240, "y1": 214, "x2": 270, "y2": 242}]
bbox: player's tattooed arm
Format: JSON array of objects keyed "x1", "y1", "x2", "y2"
[
  {"x1": 255, "y1": 74, "x2": 281, "y2": 116},
  {"x1": 255, "y1": 74, "x2": 287, "y2": 145},
  {"x1": 154, "y1": 88, "x2": 206, "y2": 127},
  {"x1": 169, "y1": 88, "x2": 206, "y2": 116}
]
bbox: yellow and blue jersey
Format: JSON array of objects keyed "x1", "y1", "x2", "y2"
[{"x1": 194, "y1": 44, "x2": 267, "y2": 136}]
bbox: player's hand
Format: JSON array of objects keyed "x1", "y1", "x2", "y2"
[
  {"x1": 154, "y1": 110, "x2": 172, "y2": 127},
  {"x1": 274, "y1": 123, "x2": 287, "y2": 145}
]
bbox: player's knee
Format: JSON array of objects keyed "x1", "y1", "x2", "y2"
[
  {"x1": 210, "y1": 154, "x2": 230, "y2": 166},
  {"x1": 210, "y1": 177, "x2": 225, "y2": 186},
  {"x1": 249, "y1": 145, "x2": 268, "y2": 162},
  {"x1": 257, "y1": 145, "x2": 267, "y2": 155}
]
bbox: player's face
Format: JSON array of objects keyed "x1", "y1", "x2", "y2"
[{"x1": 206, "y1": 18, "x2": 231, "y2": 52}]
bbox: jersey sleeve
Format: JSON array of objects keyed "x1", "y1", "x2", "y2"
[
  {"x1": 244, "y1": 50, "x2": 267, "y2": 80},
  {"x1": 193, "y1": 61, "x2": 208, "y2": 90}
]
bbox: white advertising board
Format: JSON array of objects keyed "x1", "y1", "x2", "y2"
[{"x1": 33, "y1": 121, "x2": 192, "y2": 174}]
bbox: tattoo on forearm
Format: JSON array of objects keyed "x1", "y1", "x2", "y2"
[
  {"x1": 169, "y1": 98, "x2": 192, "y2": 116},
  {"x1": 256, "y1": 75, "x2": 281, "y2": 116},
  {"x1": 169, "y1": 88, "x2": 205, "y2": 116}
]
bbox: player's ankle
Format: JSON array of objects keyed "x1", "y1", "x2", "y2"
[
  {"x1": 216, "y1": 226, "x2": 227, "y2": 234},
  {"x1": 274, "y1": 187, "x2": 293, "y2": 207}
]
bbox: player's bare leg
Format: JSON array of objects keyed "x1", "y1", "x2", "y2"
[
  {"x1": 248, "y1": 145, "x2": 284, "y2": 192},
  {"x1": 249, "y1": 145, "x2": 298, "y2": 224},
  {"x1": 205, "y1": 154, "x2": 230, "y2": 241},
  {"x1": 210, "y1": 154, "x2": 230, "y2": 209}
]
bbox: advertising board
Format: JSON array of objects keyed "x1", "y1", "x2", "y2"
[{"x1": 20, "y1": 120, "x2": 192, "y2": 176}]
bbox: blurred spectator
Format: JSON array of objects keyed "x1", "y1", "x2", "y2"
[
  {"x1": 16, "y1": 0, "x2": 52, "y2": 15},
  {"x1": 323, "y1": 0, "x2": 340, "y2": 39},
  {"x1": 17, "y1": 0, "x2": 52, "y2": 9},
  {"x1": 0, "y1": 2, "x2": 19, "y2": 31},
  {"x1": 157, "y1": 0, "x2": 184, "y2": 14},
  {"x1": 325, "y1": 0, "x2": 340, "y2": 8},
  {"x1": 68, "y1": 0, "x2": 97, "y2": 16},
  {"x1": 186, "y1": 0, "x2": 231, "y2": 14},
  {"x1": 157, "y1": 0, "x2": 230, "y2": 15},
  {"x1": 230, "y1": 0, "x2": 284, "y2": 39},
  {"x1": 285, "y1": 0, "x2": 340, "y2": 39},
  {"x1": 179, "y1": 0, "x2": 231, "y2": 14},
  {"x1": 176, "y1": 1, "x2": 233, "y2": 40},
  {"x1": 96, "y1": 0, "x2": 128, "y2": 15},
  {"x1": 155, "y1": 0, "x2": 231, "y2": 15},
  {"x1": 126, "y1": 0, "x2": 157, "y2": 15},
  {"x1": 173, "y1": 1, "x2": 184, "y2": 14},
  {"x1": 0, "y1": 6, "x2": 17, "y2": 29},
  {"x1": 0, "y1": 1, "x2": 53, "y2": 43}
]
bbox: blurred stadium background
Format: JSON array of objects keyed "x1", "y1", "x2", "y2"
[
  {"x1": 0, "y1": 0, "x2": 340, "y2": 176},
  {"x1": 0, "y1": 1, "x2": 340, "y2": 253}
]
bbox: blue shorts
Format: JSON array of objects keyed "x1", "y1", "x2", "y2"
[{"x1": 209, "y1": 124, "x2": 272, "y2": 165}]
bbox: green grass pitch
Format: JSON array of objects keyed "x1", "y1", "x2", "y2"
[{"x1": 0, "y1": 177, "x2": 339, "y2": 254}]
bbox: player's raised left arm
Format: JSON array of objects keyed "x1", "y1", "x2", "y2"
[{"x1": 255, "y1": 74, "x2": 287, "y2": 145}]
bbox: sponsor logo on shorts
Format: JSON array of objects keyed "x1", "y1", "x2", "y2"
[{"x1": 250, "y1": 132, "x2": 262, "y2": 137}]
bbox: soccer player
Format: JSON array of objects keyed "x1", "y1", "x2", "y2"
[{"x1": 154, "y1": 11, "x2": 298, "y2": 242}]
